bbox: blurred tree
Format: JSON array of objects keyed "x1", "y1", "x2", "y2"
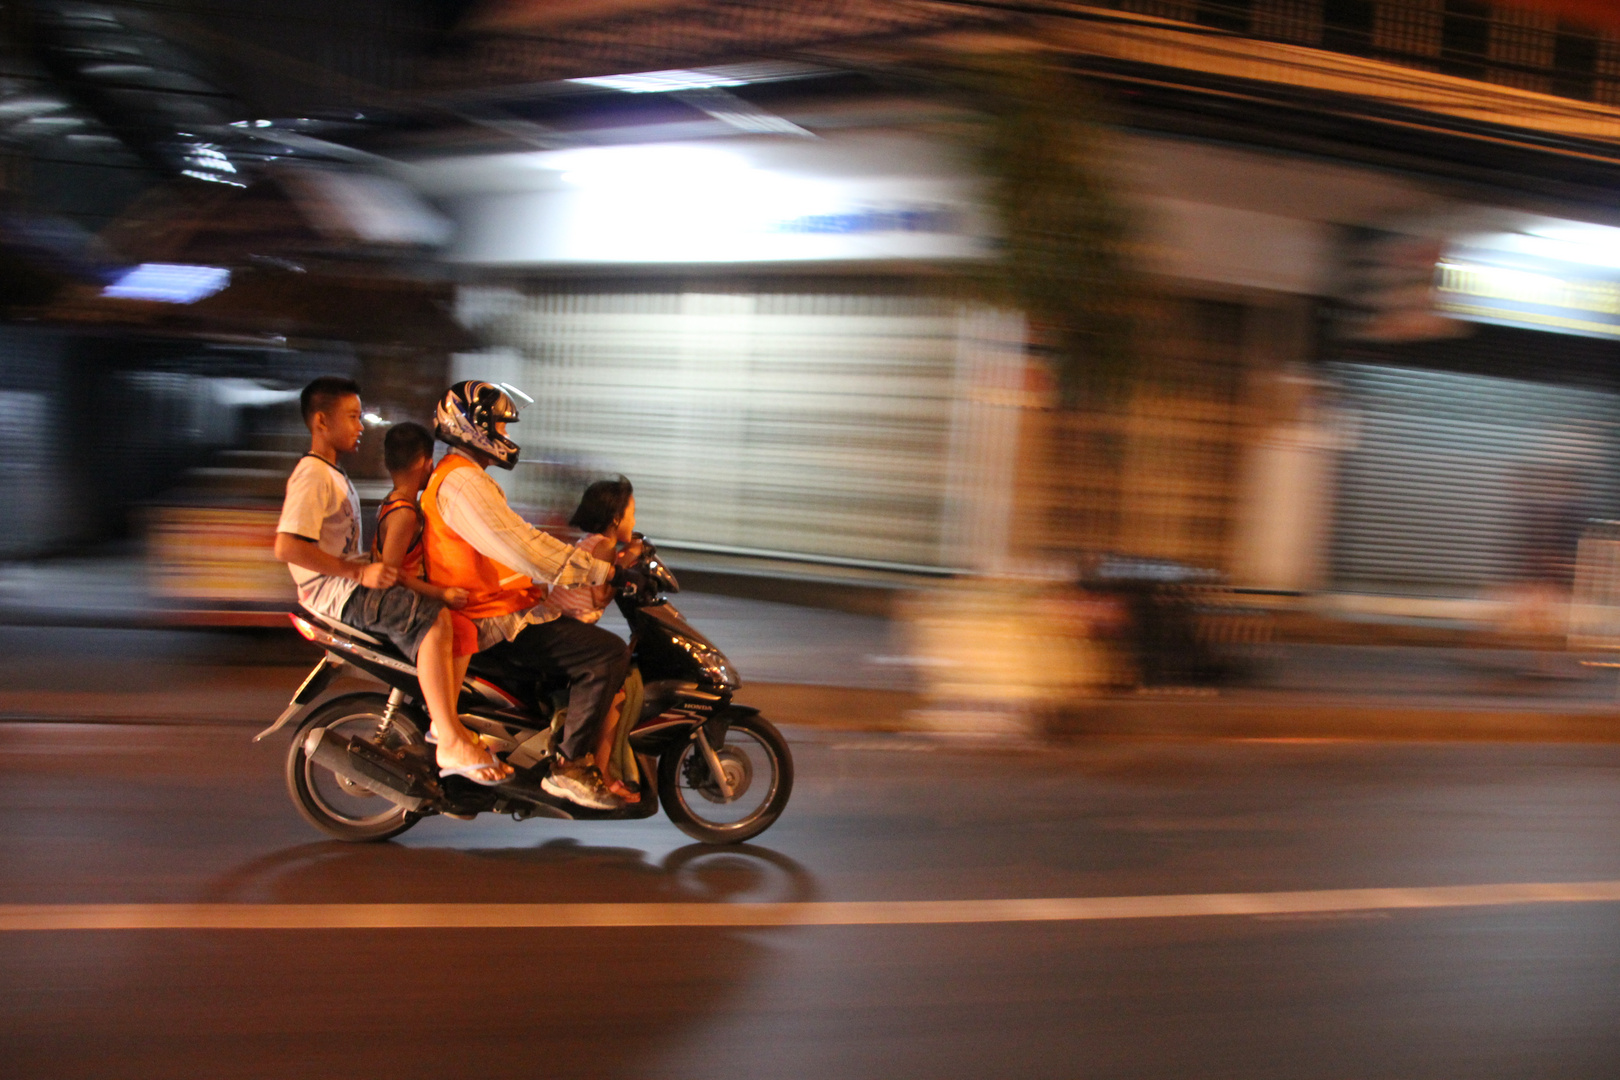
[{"x1": 928, "y1": 54, "x2": 1139, "y2": 407}]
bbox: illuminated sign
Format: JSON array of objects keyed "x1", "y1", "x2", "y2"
[
  {"x1": 421, "y1": 135, "x2": 987, "y2": 266},
  {"x1": 1436, "y1": 260, "x2": 1620, "y2": 338},
  {"x1": 102, "y1": 263, "x2": 230, "y2": 304},
  {"x1": 1436, "y1": 223, "x2": 1620, "y2": 341}
]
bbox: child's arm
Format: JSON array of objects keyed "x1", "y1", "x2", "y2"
[
  {"x1": 274, "y1": 533, "x2": 397, "y2": 590},
  {"x1": 377, "y1": 508, "x2": 468, "y2": 609}
]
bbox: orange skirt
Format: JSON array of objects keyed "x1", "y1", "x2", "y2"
[{"x1": 450, "y1": 611, "x2": 479, "y2": 657}]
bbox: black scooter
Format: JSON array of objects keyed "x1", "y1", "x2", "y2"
[{"x1": 255, "y1": 540, "x2": 793, "y2": 844}]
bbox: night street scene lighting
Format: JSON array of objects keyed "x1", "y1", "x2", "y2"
[{"x1": 4, "y1": 2, "x2": 1620, "y2": 1078}]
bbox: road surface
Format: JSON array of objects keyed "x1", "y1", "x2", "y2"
[{"x1": 4, "y1": 718, "x2": 1620, "y2": 1078}]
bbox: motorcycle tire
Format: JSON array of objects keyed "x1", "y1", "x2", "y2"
[
  {"x1": 658, "y1": 713, "x2": 793, "y2": 844},
  {"x1": 285, "y1": 692, "x2": 431, "y2": 842}
]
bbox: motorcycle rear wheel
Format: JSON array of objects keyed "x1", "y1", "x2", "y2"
[
  {"x1": 658, "y1": 714, "x2": 793, "y2": 844},
  {"x1": 285, "y1": 693, "x2": 430, "y2": 842}
]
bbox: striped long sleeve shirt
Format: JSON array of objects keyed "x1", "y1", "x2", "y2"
[{"x1": 433, "y1": 450, "x2": 615, "y2": 644}]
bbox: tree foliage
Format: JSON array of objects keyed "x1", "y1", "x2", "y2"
[{"x1": 929, "y1": 54, "x2": 1139, "y2": 406}]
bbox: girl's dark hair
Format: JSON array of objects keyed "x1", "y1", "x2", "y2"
[
  {"x1": 570, "y1": 475, "x2": 633, "y2": 534},
  {"x1": 383, "y1": 421, "x2": 434, "y2": 472}
]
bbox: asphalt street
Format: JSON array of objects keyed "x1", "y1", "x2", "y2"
[{"x1": 4, "y1": 718, "x2": 1620, "y2": 1079}]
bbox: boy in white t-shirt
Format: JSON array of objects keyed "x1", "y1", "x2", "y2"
[{"x1": 273, "y1": 377, "x2": 511, "y2": 785}]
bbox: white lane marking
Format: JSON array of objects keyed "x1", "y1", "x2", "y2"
[{"x1": 4, "y1": 880, "x2": 1620, "y2": 931}]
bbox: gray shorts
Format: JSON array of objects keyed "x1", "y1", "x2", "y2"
[{"x1": 339, "y1": 585, "x2": 442, "y2": 661}]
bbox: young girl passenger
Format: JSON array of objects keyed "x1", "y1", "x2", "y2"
[{"x1": 552, "y1": 476, "x2": 640, "y2": 801}]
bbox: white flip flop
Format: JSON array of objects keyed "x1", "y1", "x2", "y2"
[{"x1": 436, "y1": 748, "x2": 511, "y2": 787}]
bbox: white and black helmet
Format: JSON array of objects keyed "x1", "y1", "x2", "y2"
[{"x1": 434, "y1": 380, "x2": 530, "y2": 470}]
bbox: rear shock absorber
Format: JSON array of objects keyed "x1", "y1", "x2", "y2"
[{"x1": 375, "y1": 687, "x2": 406, "y2": 742}]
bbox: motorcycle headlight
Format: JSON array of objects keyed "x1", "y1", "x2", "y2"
[
  {"x1": 698, "y1": 652, "x2": 740, "y2": 690},
  {"x1": 681, "y1": 639, "x2": 740, "y2": 690}
]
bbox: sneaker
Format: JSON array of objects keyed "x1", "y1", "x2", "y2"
[{"x1": 541, "y1": 760, "x2": 622, "y2": 810}]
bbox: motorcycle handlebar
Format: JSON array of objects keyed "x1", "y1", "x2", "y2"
[{"x1": 626, "y1": 534, "x2": 679, "y2": 596}]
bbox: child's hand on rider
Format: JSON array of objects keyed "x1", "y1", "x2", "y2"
[
  {"x1": 442, "y1": 586, "x2": 470, "y2": 609},
  {"x1": 358, "y1": 562, "x2": 398, "y2": 590}
]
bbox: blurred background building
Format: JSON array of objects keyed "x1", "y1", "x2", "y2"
[{"x1": 0, "y1": 0, "x2": 1618, "y2": 640}]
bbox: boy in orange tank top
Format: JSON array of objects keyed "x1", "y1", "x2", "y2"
[{"x1": 376, "y1": 423, "x2": 482, "y2": 689}]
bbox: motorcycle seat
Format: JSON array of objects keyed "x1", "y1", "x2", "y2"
[
  {"x1": 296, "y1": 607, "x2": 416, "y2": 669},
  {"x1": 298, "y1": 607, "x2": 566, "y2": 704},
  {"x1": 300, "y1": 607, "x2": 386, "y2": 647}
]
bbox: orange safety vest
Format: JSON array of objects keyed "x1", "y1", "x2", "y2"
[{"x1": 420, "y1": 453, "x2": 547, "y2": 620}]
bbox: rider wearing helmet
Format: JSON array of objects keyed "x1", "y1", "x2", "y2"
[
  {"x1": 420, "y1": 380, "x2": 644, "y2": 810},
  {"x1": 433, "y1": 378, "x2": 524, "y2": 471}
]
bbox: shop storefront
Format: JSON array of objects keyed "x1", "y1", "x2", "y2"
[
  {"x1": 421, "y1": 131, "x2": 1027, "y2": 573},
  {"x1": 1328, "y1": 217, "x2": 1620, "y2": 599}
]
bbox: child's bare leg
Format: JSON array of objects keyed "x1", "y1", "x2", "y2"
[
  {"x1": 593, "y1": 689, "x2": 626, "y2": 779},
  {"x1": 420, "y1": 610, "x2": 509, "y2": 782}
]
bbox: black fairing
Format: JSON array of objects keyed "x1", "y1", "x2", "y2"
[{"x1": 628, "y1": 601, "x2": 732, "y2": 686}]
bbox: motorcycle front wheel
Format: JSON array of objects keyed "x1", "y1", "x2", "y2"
[
  {"x1": 285, "y1": 693, "x2": 431, "y2": 842},
  {"x1": 658, "y1": 714, "x2": 793, "y2": 844}
]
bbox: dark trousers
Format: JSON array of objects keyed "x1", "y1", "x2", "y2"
[{"x1": 483, "y1": 618, "x2": 630, "y2": 762}]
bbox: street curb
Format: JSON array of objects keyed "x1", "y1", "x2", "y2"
[
  {"x1": 1052, "y1": 698, "x2": 1620, "y2": 743},
  {"x1": 5, "y1": 680, "x2": 1620, "y2": 743},
  {"x1": 733, "y1": 685, "x2": 1620, "y2": 743}
]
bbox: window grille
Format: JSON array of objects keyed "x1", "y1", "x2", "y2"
[
  {"x1": 1322, "y1": 0, "x2": 1376, "y2": 54},
  {"x1": 1485, "y1": 5, "x2": 1556, "y2": 92},
  {"x1": 1374, "y1": 0, "x2": 1444, "y2": 60},
  {"x1": 1115, "y1": 1, "x2": 1200, "y2": 22},
  {"x1": 1252, "y1": 0, "x2": 1321, "y2": 46},
  {"x1": 1440, "y1": 0, "x2": 1492, "y2": 78},
  {"x1": 1092, "y1": 0, "x2": 1620, "y2": 103},
  {"x1": 1553, "y1": 22, "x2": 1600, "y2": 99},
  {"x1": 1196, "y1": 0, "x2": 1254, "y2": 33}
]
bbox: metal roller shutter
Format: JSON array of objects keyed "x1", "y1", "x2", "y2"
[
  {"x1": 453, "y1": 286, "x2": 1022, "y2": 570},
  {"x1": 1329, "y1": 354, "x2": 1620, "y2": 596}
]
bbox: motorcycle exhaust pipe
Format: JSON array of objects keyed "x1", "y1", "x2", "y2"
[{"x1": 303, "y1": 727, "x2": 430, "y2": 813}]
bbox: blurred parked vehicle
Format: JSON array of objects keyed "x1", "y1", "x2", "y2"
[{"x1": 1082, "y1": 556, "x2": 1272, "y2": 690}]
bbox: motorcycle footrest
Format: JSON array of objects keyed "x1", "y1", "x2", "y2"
[{"x1": 489, "y1": 772, "x2": 575, "y2": 819}]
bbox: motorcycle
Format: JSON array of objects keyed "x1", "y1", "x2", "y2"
[{"x1": 254, "y1": 539, "x2": 793, "y2": 845}]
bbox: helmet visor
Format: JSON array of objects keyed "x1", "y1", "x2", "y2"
[{"x1": 494, "y1": 383, "x2": 532, "y2": 421}]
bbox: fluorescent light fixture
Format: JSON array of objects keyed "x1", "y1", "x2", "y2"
[
  {"x1": 569, "y1": 69, "x2": 748, "y2": 94},
  {"x1": 549, "y1": 143, "x2": 752, "y2": 191},
  {"x1": 102, "y1": 263, "x2": 230, "y2": 304},
  {"x1": 1459, "y1": 222, "x2": 1620, "y2": 271},
  {"x1": 529, "y1": 143, "x2": 831, "y2": 260},
  {"x1": 363, "y1": 412, "x2": 387, "y2": 426}
]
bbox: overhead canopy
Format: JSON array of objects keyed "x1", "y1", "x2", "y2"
[{"x1": 424, "y1": 0, "x2": 1002, "y2": 88}]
